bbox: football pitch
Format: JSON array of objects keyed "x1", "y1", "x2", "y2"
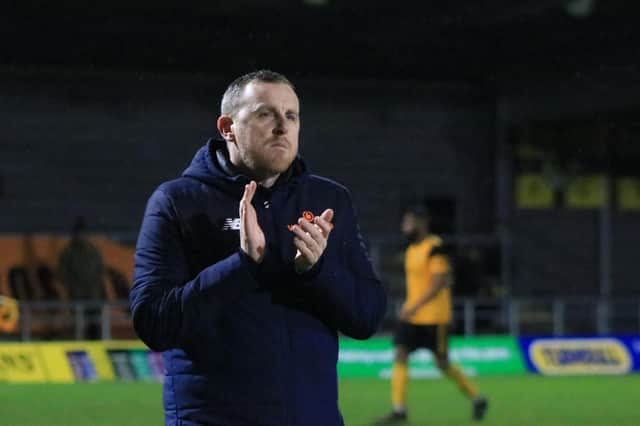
[{"x1": 1, "y1": 375, "x2": 638, "y2": 426}]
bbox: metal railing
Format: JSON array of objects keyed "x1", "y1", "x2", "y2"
[
  {"x1": 4, "y1": 297, "x2": 639, "y2": 342},
  {"x1": 10, "y1": 300, "x2": 132, "y2": 342},
  {"x1": 384, "y1": 296, "x2": 640, "y2": 337}
]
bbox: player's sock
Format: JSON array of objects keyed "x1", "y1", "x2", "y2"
[
  {"x1": 391, "y1": 361, "x2": 408, "y2": 412},
  {"x1": 444, "y1": 364, "x2": 478, "y2": 399},
  {"x1": 473, "y1": 396, "x2": 489, "y2": 421}
]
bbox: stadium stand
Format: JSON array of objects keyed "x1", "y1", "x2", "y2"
[{"x1": 0, "y1": 235, "x2": 135, "y2": 339}]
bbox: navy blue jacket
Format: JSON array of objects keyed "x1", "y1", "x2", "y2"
[{"x1": 130, "y1": 139, "x2": 387, "y2": 426}]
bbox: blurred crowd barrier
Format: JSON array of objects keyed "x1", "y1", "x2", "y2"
[
  {"x1": 0, "y1": 234, "x2": 134, "y2": 339},
  {"x1": 1, "y1": 233, "x2": 639, "y2": 340},
  {"x1": 2, "y1": 297, "x2": 639, "y2": 343}
]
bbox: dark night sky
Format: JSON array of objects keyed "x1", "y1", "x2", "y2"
[{"x1": 2, "y1": 0, "x2": 639, "y2": 83}]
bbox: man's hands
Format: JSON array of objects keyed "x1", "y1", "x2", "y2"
[
  {"x1": 398, "y1": 305, "x2": 418, "y2": 321},
  {"x1": 240, "y1": 180, "x2": 333, "y2": 271},
  {"x1": 291, "y1": 209, "x2": 334, "y2": 273},
  {"x1": 240, "y1": 181, "x2": 266, "y2": 263}
]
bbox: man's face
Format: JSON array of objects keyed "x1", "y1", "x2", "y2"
[
  {"x1": 228, "y1": 82, "x2": 300, "y2": 177},
  {"x1": 401, "y1": 212, "x2": 428, "y2": 243},
  {"x1": 401, "y1": 212, "x2": 419, "y2": 237}
]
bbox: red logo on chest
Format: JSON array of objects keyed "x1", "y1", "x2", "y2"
[{"x1": 287, "y1": 211, "x2": 334, "y2": 231}]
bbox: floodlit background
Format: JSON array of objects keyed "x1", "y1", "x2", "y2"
[{"x1": 1, "y1": 1, "x2": 639, "y2": 425}]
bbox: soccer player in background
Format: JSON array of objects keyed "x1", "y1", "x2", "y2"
[{"x1": 377, "y1": 205, "x2": 488, "y2": 423}]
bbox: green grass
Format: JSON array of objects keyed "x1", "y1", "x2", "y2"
[
  {"x1": 342, "y1": 375, "x2": 640, "y2": 426},
  {"x1": 1, "y1": 375, "x2": 639, "y2": 425}
]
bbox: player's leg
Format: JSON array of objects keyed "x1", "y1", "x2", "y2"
[
  {"x1": 390, "y1": 344, "x2": 410, "y2": 416},
  {"x1": 374, "y1": 323, "x2": 413, "y2": 424},
  {"x1": 431, "y1": 324, "x2": 488, "y2": 421},
  {"x1": 432, "y1": 324, "x2": 477, "y2": 398}
]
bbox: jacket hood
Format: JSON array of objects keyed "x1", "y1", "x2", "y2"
[{"x1": 182, "y1": 137, "x2": 308, "y2": 194}]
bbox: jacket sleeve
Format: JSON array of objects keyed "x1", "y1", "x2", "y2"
[
  {"x1": 129, "y1": 189, "x2": 258, "y2": 351},
  {"x1": 303, "y1": 190, "x2": 387, "y2": 339}
]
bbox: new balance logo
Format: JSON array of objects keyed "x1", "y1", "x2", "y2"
[{"x1": 221, "y1": 218, "x2": 241, "y2": 231}]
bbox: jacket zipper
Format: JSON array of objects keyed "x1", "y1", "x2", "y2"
[{"x1": 256, "y1": 188, "x2": 290, "y2": 425}]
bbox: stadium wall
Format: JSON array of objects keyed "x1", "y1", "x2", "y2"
[
  {"x1": 499, "y1": 74, "x2": 640, "y2": 297},
  {"x1": 0, "y1": 67, "x2": 495, "y2": 237}
]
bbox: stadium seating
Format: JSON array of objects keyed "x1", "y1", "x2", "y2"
[{"x1": 0, "y1": 235, "x2": 135, "y2": 339}]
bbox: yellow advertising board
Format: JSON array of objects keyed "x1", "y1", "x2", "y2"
[
  {"x1": 617, "y1": 177, "x2": 640, "y2": 211},
  {"x1": 565, "y1": 175, "x2": 605, "y2": 208},
  {"x1": 38, "y1": 342, "x2": 117, "y2": 383},
  {"x1": 0, "y1": 340, "x2": 158, "y2": 383},
  {"x1": 515, "y1": 174, "x2": 554, "y2": 209},
  {"x1": 0, "y1": 344, "x2": 49, "y2": 383}
]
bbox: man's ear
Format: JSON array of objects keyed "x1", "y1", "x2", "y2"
[{"x1": 217, "y1": 116, "x2": 235, "y2": 142}]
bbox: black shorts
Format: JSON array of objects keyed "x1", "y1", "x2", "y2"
[{"x1": 393, "y1": 322, "x2": 449, "y2": 357}]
